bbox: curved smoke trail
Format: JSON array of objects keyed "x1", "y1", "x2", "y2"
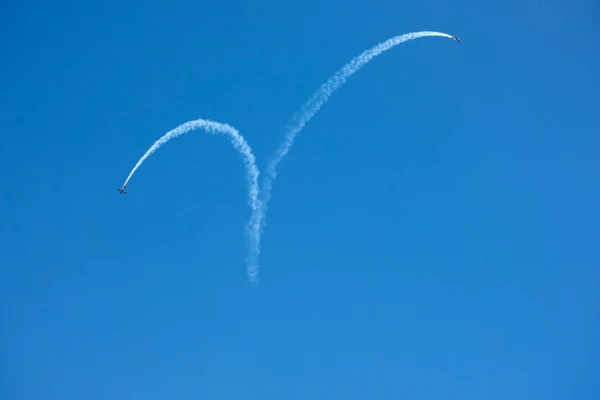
[
  {"x1": 121, "y1": 118, "x2": 262, "y2": 284},
  {"x1": 248, "y1": 31, "x2": 454, "y2": 267}
]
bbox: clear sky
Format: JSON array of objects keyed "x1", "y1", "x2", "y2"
[{"x1": 1, "y1": 0, "x2": 599, "y2": 399}]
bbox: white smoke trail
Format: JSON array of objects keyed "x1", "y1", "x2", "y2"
[
  {"x1": 121, "y1": 118, "x2": 262, "y2": 284},
  {"x1": 248, "y1": 31, "x2": 454, "y2": 268}
]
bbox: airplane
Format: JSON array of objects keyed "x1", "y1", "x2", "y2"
[
  {"x1": 451, "y1": 35, "x2": 460, "y2": 43},
  {"x1": 117, "y1": 186, "x2": 127, "y2": 194}
]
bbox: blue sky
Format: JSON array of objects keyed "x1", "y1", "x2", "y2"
[{"x1": 1, "y1": 0, "x2": 599, "y2": 398}]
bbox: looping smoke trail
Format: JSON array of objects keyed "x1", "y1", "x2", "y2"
[
  {"x1": 248, "y1": 31, "x2": 454, "y2": 268},
  {"x1": 121, "y1": 118, "x2": 262, "y2": 284}
]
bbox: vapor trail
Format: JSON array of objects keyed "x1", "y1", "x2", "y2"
[
  {"x1": 121, "y1": 118, "x2": 262, "y2": 283},
  {"x1": 249, "y1": 31, "x2": 454, "y2": 267}
]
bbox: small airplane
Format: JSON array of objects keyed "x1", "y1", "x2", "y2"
[
  {"x1": 451, "y1": 35, "x2": 460, "y2": 43},
  {"x1": 117, "y1": 185, "x2": 127, "y2": 194}
]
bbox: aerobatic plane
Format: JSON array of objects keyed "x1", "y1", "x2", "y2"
[
  {"x1": 117, "y1": 186, "x2": 127, "y2": 194},
  {"x1": 451, "y1": 35, "x2": 460, "y2": 43}
]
